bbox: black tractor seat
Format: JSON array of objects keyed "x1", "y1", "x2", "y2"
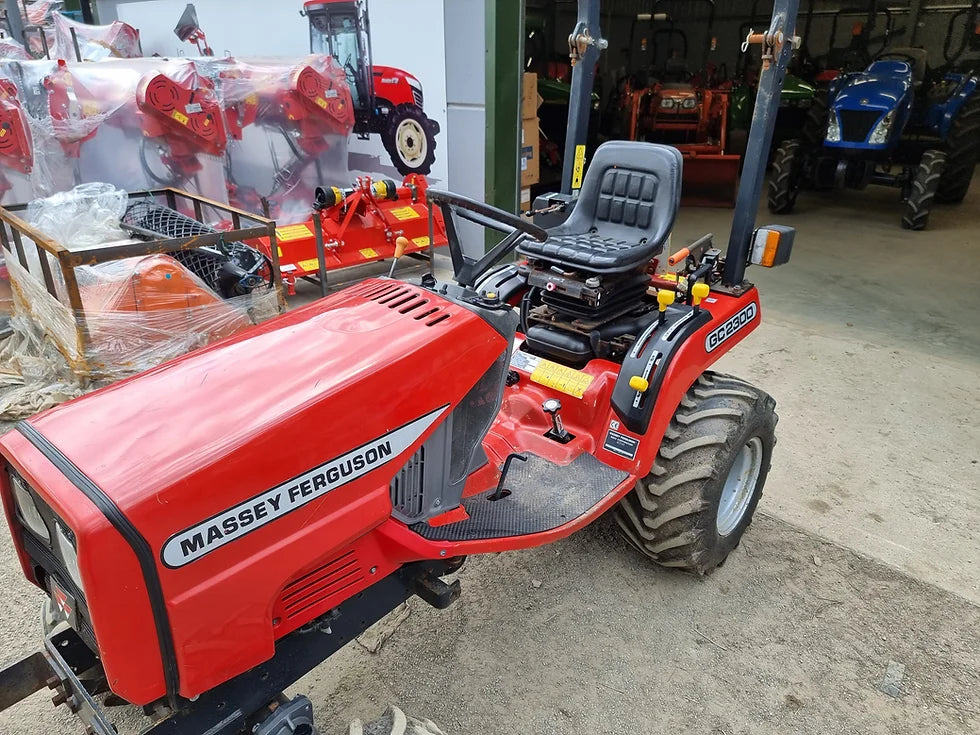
[{"x1": 518, "y1": 141, "x2": 682, "y2": 274}]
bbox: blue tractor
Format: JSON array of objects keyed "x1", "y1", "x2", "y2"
[{"x1": 768, "y1": 47, "x2": 980, "y2": 229}]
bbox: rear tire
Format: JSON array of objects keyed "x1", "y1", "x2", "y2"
[
  {"x1": 902, "y1": 149, "x2": 946, "y2": 230},
  {"x1": 613, "y1": 372, "x2": 778, "y2": 575},
  {"x1": 936, "y1": 92, "x2": 980, "y2": 204},
  {"x1": 768, "y1": 139, "x2": 802, "y2": 214}
]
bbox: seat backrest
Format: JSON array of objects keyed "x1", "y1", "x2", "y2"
[
  {"x1": 879, "y1": 48, "x2": 929, "y2": 83},
  {"x1": 552, "y1": 141, "x2": 682, "y2": 256}
]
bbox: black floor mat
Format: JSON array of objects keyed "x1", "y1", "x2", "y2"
[{"x1": 413, "y1": 453, "x2": 630, "y2": 542}]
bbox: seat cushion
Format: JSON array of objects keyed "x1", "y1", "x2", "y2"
[{"x1": 526, "y1": 233, "x2": 648, "y2": 271}]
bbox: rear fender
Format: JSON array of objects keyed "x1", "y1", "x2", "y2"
[
  {"x1": 936, "y1": 75, "x2": 978, "y2": 139},
  {"x1": 617, "y1": 288, "x2": 762, "y2": 477}
]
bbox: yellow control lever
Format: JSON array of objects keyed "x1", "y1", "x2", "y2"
[
  {"x1": 629, "y1": 376, "x2": 649, "y2": 392},
  {"x1": 657, "y1": 288, "x2": 675, "y2": 324},
  {"x1": 691, "y1": 282, "x2": 710, "y2": 311}
]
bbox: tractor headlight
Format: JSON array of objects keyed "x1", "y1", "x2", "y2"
[
  {"x1": 407, "y1": 77, "x2": 424, "y2": 107},
  {"x1": 660, "y1": 97, "x2": 676, "y2": 109},
  {"x1": 825, "y1": 113, "x2": 841, "y2": 142},
  {"x1": 53, "y1": 521, "x2": 83, "y2": 593},
  {"x1": 681, "y1": 97, "x2": 698, "y2": 109},
  {"x1": 868, "y1": 110, "x2": 895, "y2": 145},
  {"x1": 10, "y1": 472, "x2": 50, "y2": 544}
]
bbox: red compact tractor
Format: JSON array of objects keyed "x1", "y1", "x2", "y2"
[
  {"x1": 0, "y1": 2, "x2": 799, "y2": 733},
  {"x1": 304, "y1": 0, "x2": 441, "y2": 176}
]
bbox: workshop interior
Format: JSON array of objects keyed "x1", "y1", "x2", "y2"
[{"x1": 0, "y1": 1, "x2": 977, "y2": 734}]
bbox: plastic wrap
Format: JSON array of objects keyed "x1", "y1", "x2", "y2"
[
  {"x1": 52, "y1": 14, "x2": 142, "y2": 61},
  {"x1": 4, "y1": 57, "x2": 228, "y2": 202},
  {"x1": 3, "y1": 244, "x2": 279, "y2": 381},
  {"x1": 20, "y1": 1, "x2": 63, "y2": 59},
  {"x1": 0, "y1": 55, "x2": 356, "y2": 219},
  {"x1": 21, "y1": 0, "x2": 63, "y2": 27},
  {"x1": 204, "y1": 55, "x2": 354, "y2": 224},
  {"x1": 0, "y1": 38, "x2": 32, "y2": 61},
  {"x1": 0, "y1": 250, "x2": 11, "y2": 318},
  {"x1": 27, "y1": 182, "x2": 128, "y2": 246},
  {"x1": 0, "y1": 315, "x2": 83, "y2": 421}
]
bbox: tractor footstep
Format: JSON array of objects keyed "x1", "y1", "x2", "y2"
[
  {"x1": 414, "y1": 453, "x2": 629, "y2": 541},
  {"x1": 349, "y1": 705, "x2": 447, "y2": 735}
]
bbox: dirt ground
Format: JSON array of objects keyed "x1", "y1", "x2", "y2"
[
  {"x1": 1, "y1": 515, "x2": 978, "y2": 734},
  {"x1": 0, "y1": 182, "x2": 978, "y2": 733}
]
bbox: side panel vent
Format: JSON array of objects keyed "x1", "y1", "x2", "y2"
[
  {"x1": 276, "y1": 550, "x2": 363, "y2": 621},
  {"x1": 390, "y1": 446, "x2": 425, "y2": 521}
]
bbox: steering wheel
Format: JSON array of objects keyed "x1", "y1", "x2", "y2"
[{"x1": 426, "y1": 188, "x2": 547, "y2": 288}]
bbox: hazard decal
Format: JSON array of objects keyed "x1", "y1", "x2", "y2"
[{"x1": 161, "y1": 406, "x2": 449, "y2": 568}]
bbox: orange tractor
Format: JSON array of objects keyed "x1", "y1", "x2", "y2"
[{"x1": 622, "y1": 3, "x2": 741, "y2": 206}]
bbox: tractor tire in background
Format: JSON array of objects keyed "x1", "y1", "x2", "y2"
[
  {"x1": 767, "y1": 139, "x2": 802, "y2": 214},
  {"x1": 936, "y1": 92, "x2": 980, "y2": 204},
  {"x1": 382, "y1": 105, "x2": 438, "y2": 176},
  {"x1": 802, "y1": 88, "x2": 829, "y2": 148},
  {"x1": 902, "y1": 149, "x2": 946, "y2": 230},
  {"x1": 613, "y1": 372, "x2": 778, "y2": 575}
]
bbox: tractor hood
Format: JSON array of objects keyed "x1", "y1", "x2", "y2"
[
  {"x1": 832, "y1": 61, "x2": 912, "y2": 112},
  {"x1": 10, "y1": 280, "x2": 505, "y2": 528},
  {"x1": 780, "y1": 73, "x2": 815, "y2": 103},
  {"x1": 0, "y1": 278, "x2": 513, "y2": 702}
]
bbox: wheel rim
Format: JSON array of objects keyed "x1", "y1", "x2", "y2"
[
  {"x1": 396, "y1": 118, "x2": 427, "y2": 167},
  {"x1": 716, "y1": 436, "x2": 763, "y2": 536}
]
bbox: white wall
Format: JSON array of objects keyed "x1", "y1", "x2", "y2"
[
  {"x1": 443, "y1": 0, "x2": 485, "y2": 257},
  {"x1": 96, "y1": 0, "x2": 452, "y2": 184}
]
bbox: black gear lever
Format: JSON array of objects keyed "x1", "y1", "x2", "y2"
[{"x1": 542, "y1": 399, "x2": 573, "y2": 444}]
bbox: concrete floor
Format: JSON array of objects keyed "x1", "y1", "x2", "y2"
[{"x1": 0, "y1": 180, "x2": 978, "y2": 733}]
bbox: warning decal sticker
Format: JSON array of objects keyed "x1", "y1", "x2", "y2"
[
  {"x1": 510, "y1": 350, "x2": 594, "y2": 399},
  {"x1": 162, "y1": 406, "x2": 449, "y2": 568},
  {"x1": 390, "y1": 206, "x2": 421, "y2": 221},
  {"x1": 276, "y1": 224, "x2": 313, "y2": 241}
]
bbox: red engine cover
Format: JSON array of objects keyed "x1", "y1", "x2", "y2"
[{"x1": 0, "y1": 279, "x2": 506, "y2": 704}]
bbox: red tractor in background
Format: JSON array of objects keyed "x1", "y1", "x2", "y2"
[{"x1": 304, "y1": 0, "x2": 440, "y2": 177}]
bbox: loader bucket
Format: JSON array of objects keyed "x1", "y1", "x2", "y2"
[{"x1": 680, "y1": 153, "x2": 740, "y2": 207}]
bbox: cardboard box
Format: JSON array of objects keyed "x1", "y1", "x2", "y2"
[
  {"x1": 521, "y1": 117, "x2": 540, "y2": 188},
  {"x1": 522, "y1": 72, "x2": 539, "y2": 120}
]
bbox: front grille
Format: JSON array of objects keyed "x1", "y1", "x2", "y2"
[
  {"x1": 21, "y1": 531, "x2": 98, "y2": 651},
  {"x1": 275, "y1": 550, "x2": 363, "y2": 621},
  {"x1": 412, "y1": 88, "x2": 424, "y2": 107},
  {"x1": 838, "y1": 109, "x2": 883, "y2": 142},
  {"x1": 390, "y1": 446, "x2": 426, "y2": 521}
]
